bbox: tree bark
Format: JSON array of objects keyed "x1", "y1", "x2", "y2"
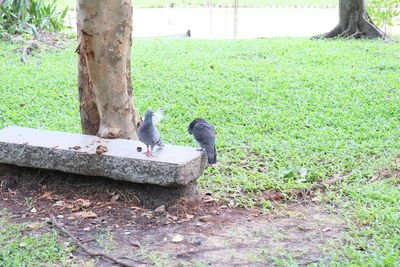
[
  {"x1": 76, "y1": 0, "x2": 139, "y2": 139},
  {"x1": 316, "y1": 0, "x2": 387, "y2": 39}
]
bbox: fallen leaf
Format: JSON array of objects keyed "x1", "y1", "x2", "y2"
[
  {"x1": 210, "y1": 65, "x2": 215, "y2": 70},
  {"x1": 69, "y1": 145, "x2": 81, "y2": 150},
  {"x1": 71, "y1": 206, "x2": 80, "y2": 212},
  {"x1": 130, "y1": 240, "x2": 141, "y2": 247},
  {"x1": 78, "y1": 211, "x2": 98, "y2": 218},
  {"x1": 76, "y1": 199, "x2": 91, "y2": 208},
  {"x1": 321, "y1": 227, "x2": 331, "y2": 232},
  {"x1": 186, "y1": 214, "x2": 194, "y2": 220},
  {"x1": 83, "y1": 227, "x2": 91, "y2": 231},
  {"x1": 53, "y1": 200, "x2": 65, "y2": 207},
  {"x1": 27, "y1": 222, "x2": 43, "y2": 230},
  {"x1": 166, "y1": 215, "x2": 179, "y2": 221},
  {"x1": 19, "y1": 242, "x2": 27, "y2": 247},
  {"x1": 130, "y1": 206, "x2": 144, "y2": 210},
  {"x1": 19, "y1": 103, "x2": 26, "y2": 107},
  {"x1": 96, "y1": 145, "x2": 108, "y2": 155},
  {"x1": 172, "y1": 234, "x2": 184, "y2": 243},
  {"x1": 203, "y1": 198, "x2": 216, "y2": 203},
  {"x1": 110, "y1": 194, "x2": 120, "y2": 203},
  {"x1": 198, "y1": 215, "x2": 212, "y2": 222},
  {"x1": 53, "y1": 201, "x2": 74, "y2": 209},
  {"x1": 39, "y1": 191, "x2": 53, "y2": 199},
  {"x1": 154, "y1": 205, "x2": 166, "y2": 214}
]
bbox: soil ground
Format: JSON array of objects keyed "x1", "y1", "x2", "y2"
[{"x1": 0, "y1": 164, "x2": 345, "y2": 266}]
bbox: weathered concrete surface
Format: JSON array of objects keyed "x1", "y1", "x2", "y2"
[{"x1": 0, "y1": 126, "x2": 208, "y2": 187}]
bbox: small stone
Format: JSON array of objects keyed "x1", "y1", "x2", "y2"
[
  {"x1": 312, "y1": 196, "x2": 322, "y2": 202},
  {"x1": 57, "y1": 215, "x2": 64, "y2": 219},
  {"x1": 30, "y1": 207, "x2": 37, "y2": 213},
  {"x1": 172, "y1": 234, "x2": 184, "y2": 243},
  {"x1": 191, "y1": 238, "x2": 202, "y2": 246}
]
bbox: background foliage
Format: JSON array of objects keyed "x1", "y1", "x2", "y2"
[
  {"x1": 367, "y1": 0, "x2": 400, "y2": 32},
  {"x1": 0, "y1": 0, "x2": 67, "y2": 38}
]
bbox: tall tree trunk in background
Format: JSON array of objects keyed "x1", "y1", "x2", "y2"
[
  {"x1": 76, "y1": 0, "x2": 140, "y2": 139},
  {"x1": 317, "y1": 0, "x2": 387, "y2": 39}
]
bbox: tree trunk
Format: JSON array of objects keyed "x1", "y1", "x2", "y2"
[
  {"x1": 76, "y1": 0, "x2": 140, "y2": 139},
  {"x1": 318, "y1": 0, "x2": 387, "y2": 39}
]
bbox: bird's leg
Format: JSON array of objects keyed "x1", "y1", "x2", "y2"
[
  {"x1": 144, "y1": 145, "x2": 156, "y2": 157},
  {"x1": 144, "y1": 145, "x2": 153, "y2": 157}
]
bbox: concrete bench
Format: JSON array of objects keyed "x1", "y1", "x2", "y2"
[{"x1": 0, "y1": 126, "x2": 208, "y2": 191}]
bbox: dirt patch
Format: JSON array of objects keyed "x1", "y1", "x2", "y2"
[{"x1": 0, "y1": 164, "x2": 345, "y2": 266}]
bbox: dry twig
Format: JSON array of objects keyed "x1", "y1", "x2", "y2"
[{"x1": 49, "y1": 214, "x2": 147, "y2": 266}]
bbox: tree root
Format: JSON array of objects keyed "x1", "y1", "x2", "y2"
[{"x1": 49, "y1": 214, "x2": 148, "y2": 267}]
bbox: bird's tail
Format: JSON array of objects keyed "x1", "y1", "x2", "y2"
[
  {"x1": 157, "y1": 139, "x2": 165, "y2": 147},
  {"x1": 206, "y1": 145, "x2": 217, "y2": 164}
]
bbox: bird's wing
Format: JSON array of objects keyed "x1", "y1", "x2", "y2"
[
  {"x1": 152, "y1": 126, "x2": 160, "y2": 142},
  {"x1": 152, "y1": 108, "x2": 164, "y2": 125},
  {"x1": 192, "y1": 123, "x2": 215, "y2": 146}
]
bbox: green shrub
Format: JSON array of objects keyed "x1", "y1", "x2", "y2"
[{"x1": 0, "y1": 0, "x2": 68, "y2": 38}]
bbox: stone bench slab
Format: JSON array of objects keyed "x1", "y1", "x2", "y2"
[{"x1": 0, "y1": 126, "x2": 208, "y2": 187}]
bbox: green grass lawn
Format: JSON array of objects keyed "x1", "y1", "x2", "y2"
[
  {"x1": 57, "y1": 0, "x2": 338, "y2": 10},
  {"x1": 0, "y1": 211, "x2": 73, "y2": 266},
  {"x1": 0, "y1": 38, "x2": 399, "y2": 264}
]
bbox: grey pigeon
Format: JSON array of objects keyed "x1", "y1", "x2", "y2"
[
  {"x1": 137, "y1": 110, "x2": 164, "y2": 157},
  {"x1": 188, "y1": 118, "x2": 217, "y2": 164}
]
